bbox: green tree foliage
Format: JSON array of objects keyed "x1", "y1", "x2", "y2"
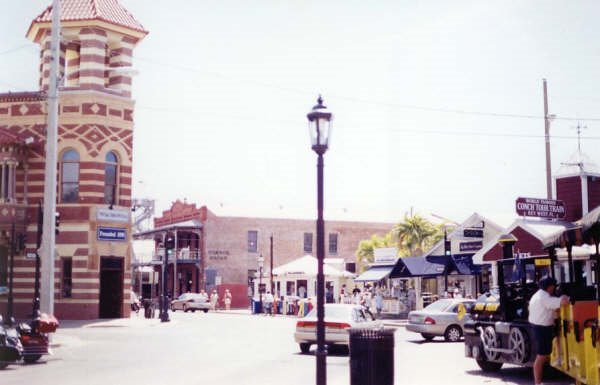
[
  {"x1": 391, "y1": 214, "x2": 444, "y2": 257},
  {"x1": 355, "y1": 233, "x2": 393, "y2": 273}
]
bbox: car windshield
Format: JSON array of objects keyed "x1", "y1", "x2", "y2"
[{"x1": 423, "y1": 299, "x2": 453, "y2": 312}]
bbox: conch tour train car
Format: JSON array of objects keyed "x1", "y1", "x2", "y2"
[{"x1": 463, "y1": 208, "x2": 600, "y2": 385}]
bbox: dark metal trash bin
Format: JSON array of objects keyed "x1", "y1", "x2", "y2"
[{"x1": 349, "y1": 328, "x2": 394, "y2": 385}]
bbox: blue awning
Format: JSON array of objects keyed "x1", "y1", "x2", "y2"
[
  {"x1": 450, "y1": 254, "x2": 482, "y2": 275},
  {"x1": 354, "y1": 266, "x2": 394, "y2": 282},
  {"x1": 392, "y1": 256, "x2": 448, "y2": 277}
]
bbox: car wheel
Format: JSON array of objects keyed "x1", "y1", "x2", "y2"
[
  {"x1": 444, "y1": 325, "x2": 462, "y2": 342},
  {"x1": 508, "y1": 327, "x2": 530, "y2": 364},
  {"x1": 300, "y1": 343, "x2": 311, "y2": 354},
  {"x1": 170, "y1": 305, "x2": 176, "y2": 311},
  {"x1": 24, "y1": 355, "x2": 42, "y2": 364},
  {"x1": 421, "y1": 333, "x2": 435, "y2": 341},
  {"x1": 0, "y1": 362, "x2": 9, "y2": 370},
  {"x1": 203, "y1": 309, "x2": 208, "y2": 313},
  {"x1": 191, "y1": 309, "x2": 196, "y2": 313},
  {"x1": 476, "y1": 359, "x2": 503, "y2": 372},
  {"x1": 183, "y1": 305, "x2": 188, "y2": 312}
]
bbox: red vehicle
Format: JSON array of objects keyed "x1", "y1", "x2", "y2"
[{"x1": 18, "y1": 313, "x2": 59, "y2": 364}]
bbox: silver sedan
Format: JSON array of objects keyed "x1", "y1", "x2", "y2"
[{"x1": 406, "y1": 298, "x2": 475, "y2": 342}]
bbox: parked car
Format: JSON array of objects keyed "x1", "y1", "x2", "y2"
[
  {"x1": 170, "y1": 293, "x2": 211, "y2": 313},
  {"x1": 406, "y1": 298, "x2": 475, "y2": 342},
  {"x1": 294, "y1": 303, "x2": 382, "y2": 354}
]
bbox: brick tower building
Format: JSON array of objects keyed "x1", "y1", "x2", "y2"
[{"x1": 0, "y1": 0, "x2": 147, "y2": 319}]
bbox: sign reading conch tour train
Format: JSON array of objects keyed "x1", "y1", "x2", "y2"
[{"x1": 515, "y1": 197, "x2": 566, "y2": 219}]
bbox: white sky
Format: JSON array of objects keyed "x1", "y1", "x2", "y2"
[{"x1": 1, "y1": 1, "x2": 600, "y2": 225}]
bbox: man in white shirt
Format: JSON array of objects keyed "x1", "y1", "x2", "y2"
[{"x1": 528, "y1": 277, "x2": 569, "y2": 385}]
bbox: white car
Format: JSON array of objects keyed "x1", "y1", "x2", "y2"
[
  {"x1": 294, "y1": 304, "x2": 382, "y2": 354},
  {"x1": 406, "y1": 298, "x2": 475, "y2": 341},
  {"x1": 170, "y1": 293, "x2": 211, "y2": 313}
]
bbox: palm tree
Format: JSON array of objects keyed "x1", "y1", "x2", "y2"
[
  {"x1": 355, "y1": 233, "x2": 393, "y2": 273},
  {"x1": 391, "y1": 214, "x2": 440, "y2": 257}
]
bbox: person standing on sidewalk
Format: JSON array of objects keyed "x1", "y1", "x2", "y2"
[
  {"x1": 528, "y1": 277, "x2": 569, "y2": 385},
  {"x1": 224, "y1": 289, "x2": 233, "y2": 311},
  {"x1": 263, "y1": 291, "x2": 274, "y2": 316},
  {"x1": 210, "y1": 290, "x2": 219, "y2": 311}
]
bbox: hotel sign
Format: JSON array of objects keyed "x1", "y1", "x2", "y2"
[
  {"x1": 515, "y1": 197, "x2": 566, "y2": 219},
  {"x1": 97, "y1": 227, "x2": 127, "y2": 242}
]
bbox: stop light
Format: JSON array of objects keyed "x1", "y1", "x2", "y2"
[
  {"x1": 165, "y1": 234, "x2": 175, "y2": 255},
  {"x1": 55, "y1": 212, "x2": 60, "y2": 235}
]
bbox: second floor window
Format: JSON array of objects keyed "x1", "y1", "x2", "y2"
[
  {"x1": 303, "y1": 232, "x2": 313, "y2": 253},
  {"x1": 61, "y1": 149, "x2": 80, "y2": 203},
  {"x1": 329, "y1": 233, "x2": 338, "y2": 254},
  {"x1": 104, "y1": 151, "x2": 119, "y2": 205},
  {"x1": 248, "y1": 230, "x2": 258, "y2": 252}
]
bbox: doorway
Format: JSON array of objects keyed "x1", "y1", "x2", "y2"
[{"x1": 99, "y1": 256, "x2": 123, "y2": 318}]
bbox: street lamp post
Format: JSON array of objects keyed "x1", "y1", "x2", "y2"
[
  {"x1": 257, "y1": 254, "x2": 265, "y2": 312},
  {"x1": 307, "y1": 95, "x2": 333, "y2": 385}
]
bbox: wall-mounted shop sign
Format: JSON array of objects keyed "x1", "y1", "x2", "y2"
[
  {"x1": 463, "y1": 229, "x2": 484, "y2": 238},
  {"x1": 459, "y1": 241, "x2": 483, "y2": 252},
  {"x1": 97, "y1": 208, "x2": 130, "y2": 223},
  {"x1": 515, "y1": 197, "x2": 566, "y2": 219},
  {"x1": 208, "y1": 250, "x2": 230, "y2": 260},
  {"x1": 97, "y1": 226, "x2": 127, "y2": 241},
  {"x1": 374, "y1": 247, "x2": 398, "y2": 264}
]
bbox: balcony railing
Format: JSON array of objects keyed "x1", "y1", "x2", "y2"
[{"x1": 152, "y1": 248, "x2": 201, "y2": 262}]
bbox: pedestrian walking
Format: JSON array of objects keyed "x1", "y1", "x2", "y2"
[
  {"x1": 528, "y1": 277, "x2": 569, "y2": 385},
  {"x1": 210, "y1": 290, "x2": 219, "y2": 311},
  {"x1": 374, "y1": 289, "x2": 384, "y2": 317},
  {"x1": 224, "y1": 289, "x2": 232, "y2": 311},
  {"x1": 264, "y1": 291, "x2": 274, "y2": 316}
]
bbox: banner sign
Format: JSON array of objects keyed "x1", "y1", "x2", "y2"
[
  {"x1": 459, "y1": 241, "x2": 483, "y2": 252},
  {"x1": 515, "y1": 197, "x2": 566, "y2": 219},
  {"x1": 463, "y1": 229, "x2": 484, "y2": 238},
  {"x1": 374, "y1": 247, "x2": 398, "y2": 264},
  {"x1": 97, "y1": 226, "x2": 127, "y2": 242}
]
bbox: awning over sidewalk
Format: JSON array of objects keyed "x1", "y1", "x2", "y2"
[
  {"x1": 354, "y1": 266, "x2": 395, "y2": 282},
  {"x1": 450, "y1": 254, "x2": 483, "y2": 275}
]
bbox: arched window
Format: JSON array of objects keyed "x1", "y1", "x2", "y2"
[
  {"x1": 61, "y1": 149, "x2": 80, "y2": 203},
  {"x1": 104, "y1": 151, "x2": 119, "y2": 205}
]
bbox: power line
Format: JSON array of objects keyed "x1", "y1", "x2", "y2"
[
  {"x1": 0, "y1": 44, "x2": 32, "y2": 56},
  {"x1": 134, "y1": 55, "x2": 600, "y2": 122}
]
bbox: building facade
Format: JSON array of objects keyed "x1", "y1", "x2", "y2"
[
  {"x1": 134, "y1": 200, "x2": 394, "y2": 306},
  {"x1": 0, "y1": 0, "x2": 146, "y2": 320}
]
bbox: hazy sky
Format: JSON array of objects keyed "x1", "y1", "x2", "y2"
[{"x1": 1, "y1": 1, "x2": 599, "y2": 225}]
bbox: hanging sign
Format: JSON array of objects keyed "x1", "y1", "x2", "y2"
[
  {"x1": 463, "y1": 229, "x2": 484, "y2": 238},
  {"x1": 515, "y1": 197, "x2": 566, "y2": 219},
  {"x1": 459, "y1": 241, "x2": 483, "y2": 252}
]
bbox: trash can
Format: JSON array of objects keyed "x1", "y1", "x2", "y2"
[
  {"x1": 349, "y1": 328, "x2": 394, "y2": 385},
  {"x1": 252, "y1": 299, "x2": 262, "y2": 314}
]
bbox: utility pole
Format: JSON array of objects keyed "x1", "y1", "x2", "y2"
[
  {"x1": 270, "y1": 234, "x2": 274, "y2": 294},
  {"x1": 543, "y1": 79, "x2": 552, "y2": 200},
  {"x1": 41, "y1": 0, "x2": 60, "y2": 315}
]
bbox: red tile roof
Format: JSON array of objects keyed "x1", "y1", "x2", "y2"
[{"x1": 33, "y1": 0, "x2": 147, "y2": 33}]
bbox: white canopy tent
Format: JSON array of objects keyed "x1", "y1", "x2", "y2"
[{"x1": 265, "y1": 255, "x2": 355, "y2": 299}]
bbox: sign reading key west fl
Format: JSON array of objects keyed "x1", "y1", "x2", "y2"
[{"x1": 97, "y1": 226, "x2": 127, "y2": 242}]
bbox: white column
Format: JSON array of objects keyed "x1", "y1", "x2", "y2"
[{"x1": 581, "y1": 175, "x2": 589, "y2": 215}]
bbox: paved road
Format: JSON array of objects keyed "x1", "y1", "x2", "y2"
[{"x1": 0, "y1": 310, "x2": 573, "y2": 385}]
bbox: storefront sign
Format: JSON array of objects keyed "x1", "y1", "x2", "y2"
[
  {"x1": 374, "y1": 247, "x2": 398, "y2": 264},
  {"x1": 97, "y1": 208, "x2": 130, "y2": 223},
  {"x1": 463, "y1": 229, "x2": 484, "y2": 238},
  {"x1": 515, "y1": 197, "x2": 566, "y2": 219},
  {"x1": 208, "y1": 250, "x2": 229, "y2": 260},
  {"x1": 97, "y1": 226, "x2": 127, "y2": 241},
  {"x1": 459, "y1": 241, "x2": 483, "y2": 252}
]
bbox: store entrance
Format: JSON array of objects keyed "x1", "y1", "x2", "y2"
[{"x1": 99, "y1": 256, "x2": 123, "y2": 318}]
